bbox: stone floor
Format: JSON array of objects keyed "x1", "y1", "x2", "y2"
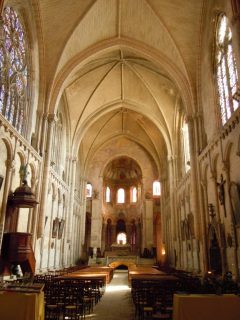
[{"x1": 89, "y1": 270, "x2": 135, "y2": 319}]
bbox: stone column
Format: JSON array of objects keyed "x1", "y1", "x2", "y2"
[
  {"x1": 31, "y1": 161, "x2": 44, "y2": 249},
  {"x1": 79, "y1": 178, "x2": 87, "y2": 250},
  {"x1": 0, "y1": 159, "x2": 15, "y2": 247},
  {"x1": 47, "y1": 193, "x2": 56, "y2": 269},
  {"x1": 222, "y1": 161, "x2": 239, "y2": 278},
  {"x1": 199, "y1": 179, "x2": 209, "y2": 275},
  {"x1": 101, "y1": 222, "x2": 107, "y2": 254},
  {"x1": 90, "y1": 196, "x2": 102, "y2": 249},
  {"x1": 37, "y1": 114, "x2": 57, "y2": 238},
  {"x1": 167, "y1": 155, "x2": 177, "y2": 264},
  {"x1": 111, "y1": 224, "x2": 116, "y2": 246},
  {"x1": 136, "y1": 220, "x2": 141, "y2": 255},
  {"x1": 66, "y1": 156, "x2": 77, "y2": 265},
  {"x1": 39, "y1": 114, "x2": 48, "y2": 157},
  {"x1": 143, "y1": 198, "x2": 153, "y2": 252},
  {"x1": 187, "y1": 116, "x2": 201, "y2": 271}
]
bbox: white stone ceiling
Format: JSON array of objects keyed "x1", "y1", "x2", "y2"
[{"x1": 36, "y1": 0, "x2": 205, "y2": 177}]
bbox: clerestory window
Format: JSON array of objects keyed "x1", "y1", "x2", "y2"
[
  {"x1": 215, "y1": 13, "x2": 239, "y2": 125},
  {"x1": 153, "y1": 181, "x2": 161, "y2": 196},
  {"x1": 117, "y1": 188, "x2": 125, "y2": 203},
  {"x1": 105, "y1": 186, "x2": 111, "y2": 203}
]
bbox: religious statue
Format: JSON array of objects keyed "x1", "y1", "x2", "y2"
[
  {"x1": 19, "y1": 163, "x2": 29, "y2": 184},
  {"x1": 217, "y1": 174, "x2": 227, "y2": 217}
]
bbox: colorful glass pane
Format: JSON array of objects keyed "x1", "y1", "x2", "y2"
[
  {"x1": 216, "y1": 14, "x2": 239, "y2": 125},
  {"x1": 0, "y1": 6, "x2": 29, "y2": 134}
]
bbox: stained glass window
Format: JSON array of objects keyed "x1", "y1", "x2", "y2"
[
  {"x1": 215, "y1": 13, "x2": 239, "y2": 125},
  {"x1": 0, "y1": 7, "x2": 29, "y2": 134}
]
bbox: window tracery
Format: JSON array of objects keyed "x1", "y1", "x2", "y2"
[
  {"x1": 215, "y1": 13, "x2": 239, "y2": 125},
  {"x1": 0, "y1": 7, "x2": 29, "y2": 134}
]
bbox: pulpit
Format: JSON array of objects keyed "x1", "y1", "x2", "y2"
[{"x1": 0, "y1": 232, "x2": 36, "y2": 275}]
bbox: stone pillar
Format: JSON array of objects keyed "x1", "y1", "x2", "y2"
[
  {"x1": 0, "y1": 159, "x2": 14, "y2": 247},
  {"x1": 143, "y1": 198, "x2": 153, "y2": 252},
  {"x1": 199, "y1": 180, "x2": 209, "y2": 275},
  {"x1": 37, "y1": 114, "x2": 57, "y2": 238},
  {"x1": 90, "y1": 197, "x2": 102, "y2": 249},
  {"x1": 31, "y1": 161, "x2": 44, "y2": 249},
  {"x1": 79, "y1": 178, "x2": 87, "y2": 250},
  {"x1": 66, "y1": 157, "x2": 77, "y2": 265},
  {"x1": 136, "y1": 220, "x2": 141, "y2": 255},
  {"x1": 47, "y1": 193, "x2": 56, "y2": 269},
  {"x1": 222, "y1": 161, "x2": 239, "y2": 278},
  {"x1": 101, "y1": 222, "x2": 106, "y2": 254},
  {"x1": 167, "y1": 155, "x2": 177, "y2": 264},
  {"x1": 126, "y1": 223, "x2": 131, "y2": 244},
  {"x1": 187, "y1": 116, "x2": 201, "y2": 271},
  {"x1": 111, "y1": 224, "x2": 116, "y2": 245}
]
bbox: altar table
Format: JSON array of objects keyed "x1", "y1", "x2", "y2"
[
  {"x1": 0, "y1": 290, "x2": 44, "y2": 320},
  {"x1": 173, "y1": 293, "x2": 240, "y2": 320}
]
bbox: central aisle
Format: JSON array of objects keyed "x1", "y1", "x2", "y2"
[{"x1": 90, "y1": 270, "x2": 135, "y2": 319}]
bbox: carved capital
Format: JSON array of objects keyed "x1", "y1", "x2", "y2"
[
  {"x1": 47, "y1": 114, "x2": 58, "y2": 124},
  {"x1": 5, "y1": 159, "x2": 15, "y2": 170}
]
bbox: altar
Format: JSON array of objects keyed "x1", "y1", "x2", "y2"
[
  {"x1": 104, "y1": 242, "x2": 137, "y2": 267},
  {"x1": 110, "y1": 243, "x2": 131, "y2": 255}
]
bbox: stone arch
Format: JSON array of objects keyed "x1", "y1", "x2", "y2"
[
  {"x1": 108, "y1": 260, "x2": 136, "y2": 269},
  {"x1": 223, "y1": 141, "x2": 233, "y2": 164},
  {"x1": 49, "y1": 40, "x2": 193, "y2": 112},
  {"x1": 0, "y1": 136, "x2": 14, "y2": 161},
  {"x1": 73, "y1": 101, "x2": 171, "y2": 167}
]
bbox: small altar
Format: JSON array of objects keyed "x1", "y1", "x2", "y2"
[
  {"x1": 105, "y1": 243, "x2": 138, "y2": 268},
  {"x1": 111, "y1": 243, "x2": 131, "y2": 253}
]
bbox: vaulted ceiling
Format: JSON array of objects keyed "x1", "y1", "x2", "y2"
[{"x1": 35, "y1": 0, "x2": 205, "y2": 179}]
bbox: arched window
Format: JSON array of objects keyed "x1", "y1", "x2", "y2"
[
  {"x1": 215, "y1": 13, "x2": 239, "y2": 125},
  {"x1": 0, "y1": 7, "x2": 29, "y2": 134},
  {"x1": 182, "y1": 120, "x2": 191, "y2": 172},
  {"x1": 131, "y1": 186, "x2": 137, "y2": 203},
  {"x1": 105, "y1": 186, "x2": 111, "y2": 202},
  {"x1": 86, "y1": 183, "x2": 92, "y2": 198},
  {"x1": 117, "y1": 188, "x2": 125, "y2": 203},
  {"x1": 153, "y1": 181, "x2": 161, "y2": 196}
]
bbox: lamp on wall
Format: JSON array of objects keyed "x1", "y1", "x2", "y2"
[{"x1": 161, "y1": 244, "x2": 166, "y2": 256}]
